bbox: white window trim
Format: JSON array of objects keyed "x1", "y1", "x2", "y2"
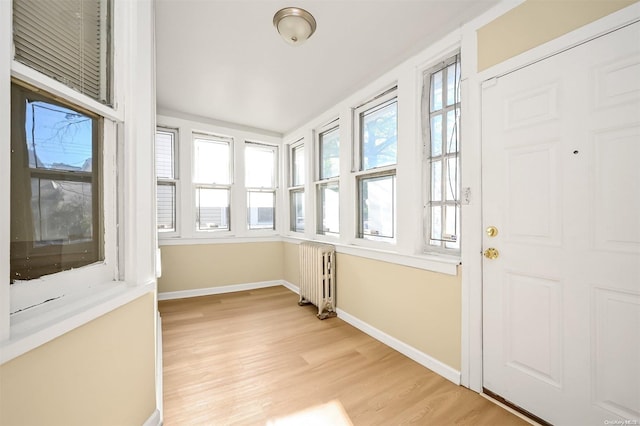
[
  {"x1": 422, "y1": 53, "x2": 462, "y2": 256},
  {"x1": 314, "y1": 119, "x2": 340, "y2": 239},
  {"x1": 352, "y1": 89, "x2": 398, "y2": 246},
  {"x1": 1, "y1": 0, "x2": 157, "y2": 364},
  {"x1": 287, "y1": 139, "x2": 305, "y2": 234},
  {"x1": 192, "y1": 132, "x2": 234, "y2": 235},
  {"x1": 156, "y1": 126, "x2": 180, "y2": 238},
  {"x1": 245, "y1": 141, "x2": 279, "y2": 234}
]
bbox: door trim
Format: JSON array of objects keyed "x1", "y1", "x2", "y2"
[{"x1": 462, "y1": 2, "x2": 640, "y2": 392}]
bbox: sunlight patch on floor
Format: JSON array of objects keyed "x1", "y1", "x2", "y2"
[{"x1": 266, "y1": 399, "x2": 353, "y2": 426}]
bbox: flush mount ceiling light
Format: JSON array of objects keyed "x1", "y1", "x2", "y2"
[{"x1": 273, "y1": 7, "x2": 317, "y2": 46}]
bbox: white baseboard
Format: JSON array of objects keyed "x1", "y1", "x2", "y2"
[
  {"x1": 336, "y1": 308, "x2": 461, "y2": 385},
  {"x1": 142, "y1": 409, "x2": 161, "y2": 426},
  {"x1": 158, "y1": 280, "x2": 288, "y2": 301},
  {"x1": 280, "y1": 280, "x2": 299, "y2": 294}
]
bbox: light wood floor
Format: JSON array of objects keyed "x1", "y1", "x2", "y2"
[{"x1": 159, "y1": 286, "x2": 529, "y2": 425}]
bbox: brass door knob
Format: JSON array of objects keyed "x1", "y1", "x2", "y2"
[
  {"x1": 484, "y1": 247, "x2": 499, "y2": 259},
  {"x1": 486, "y1": 226, "x2": 498, "y2": 237}
]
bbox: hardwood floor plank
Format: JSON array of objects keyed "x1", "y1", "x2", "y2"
[{"x1": 159, "y1": 286, "x2": 528, "y2": 425}]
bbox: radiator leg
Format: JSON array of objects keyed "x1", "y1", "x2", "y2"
[
  {"x1": 298, "y1": 297, "x2": 311, "y2": 306},
  {"x1": 317, "y1": 311, "x2": 337, "y2": 320}
]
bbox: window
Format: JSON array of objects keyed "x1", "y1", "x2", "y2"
[
  {"x1": 245, "y1": 142, "x2": 277, "y2": 230},
  {"x1": 193, "y1": 133, "x2": 232, "y2": 232},
  {"x1": 424, "y1": 55, "x2": 461, "y2": 252},
  {"x1": 289, "y1": 141, "x2": 305, "y2": 232},
  {"x1": 10, "y1": 82, "x2": 102, "y2": 282},
  {"x1": 354, "y1": 90, "x2": 398, "y2": 241},
  {"x1": 316, "y1": 122, "x2": 340, "y2": 235},
  {"x1": 155, "y1": 128, "x2": 178, "y2": 233},
  {"x1": 13, "y1": 0, "x2": 113, "y2": 105}
]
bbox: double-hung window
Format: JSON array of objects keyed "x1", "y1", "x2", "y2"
[
  {"x1": 193, "y1": 133, "x2": 233, "y2": 232},
  {"x1": 155, "y1": 128, "x2": 178, "y2": 234},
  {"x1": 245, "y1": 142, "x2": 277, "y2": 230},
  {"x1": 424, "y1": 54, "x2": 461, "y2": 252},
  {"x1": 288, "y1": 141, "x2": 305, "y2": 233},
  {"x1": 316, "y1": 121, "x2": 340, "y2": 236},
  {"x1": 10, "y1": 0, "x2": 113, "y2": 286},
  {"x1": 354, "y1": 89, "x2": 398, "y2": 242},
  {"x1": 10, "y1": 83, "x2": 102, "y2": 282}
]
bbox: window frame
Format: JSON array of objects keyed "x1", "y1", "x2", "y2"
[
  {"x1": 155, "y1": 127, "x2": 179, "y2": 237},
  {"x1": 423, "y1": 54, "x2": 461, "y2": 255},
  {"x1": 315, "y1": 119, "x2": 340, "y2": 237},
  {"x1": 353, "y1": 88, "x2": 398, "y2": 244},
  {"x1": 288, "y1": 139, "x2": 305, "y2": 233},
  {"x1": 192, "y1": 132, "x2": 234, "y2": 234},
  {"x1": 10, "y1": 81, "x2": 104, "y2": 283},
  {"x1": 245, "y1": 141, "x2": 278, "y2": 232}
]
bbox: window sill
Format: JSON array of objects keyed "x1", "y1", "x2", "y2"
[
  {"x1": 283, "y1": 236, "x2": 460, "y2": 276},
  {"x1": 158, "y1": 235, "x2": 281, "y2": 246},
  {"x1": 0, "y1": 280, "x2": 155, "y2": 365}
]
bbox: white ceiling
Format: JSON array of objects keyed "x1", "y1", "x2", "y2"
[{"x1": 155, "y1": 0, "x2": 500, "y2": 135}]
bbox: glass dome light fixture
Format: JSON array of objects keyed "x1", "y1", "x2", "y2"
[{"x1": 273, "y1": 7, "x2": 317, "y2": 46}]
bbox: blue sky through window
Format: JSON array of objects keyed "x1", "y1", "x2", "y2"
[{"x1": 25, "y1": 100, "x2": 93, "y2": 171}]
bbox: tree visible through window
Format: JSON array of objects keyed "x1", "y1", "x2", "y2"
[
  {"x1": 355, "y1": 90, "x2": 397, "y2": 241},
  {"x1": 10, "y1": 83, "x2": 101, "y2": 282},
  {"x1": 317, "y1": 122, "x2": 340, "y2": 235}
]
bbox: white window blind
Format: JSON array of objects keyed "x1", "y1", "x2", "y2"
[{"x1": 13, "y1": 0, "x2": 112, "y2": 105}]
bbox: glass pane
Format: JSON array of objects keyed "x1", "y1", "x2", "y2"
[
  {"x1": 446, "y1": 157, "x2": 459, "y2": 201},
  {"x1": 246, "y1": 144, "x2": 275, "y2": 188},
  {"x1": 292, "y1": 144, "x2": 305, "y2": 186},
  {"x1": 320, "y1": 127, "x2": 340, "y2": 180},
  {"x1": 247, "y1": 191, "x2": 275, "y2": 230},
  {"x1": 25, "y1": 100, "x2": 94, "y2": 172},
  {"x1": 446, "y1": 109, "x2": 459, "y2": 154},
  {"x1": 431, "y1": 160, "x2": 442, "y2": 202},
  {"x1": 361, "y1": 100, "x2": 397, "y2": 170},
  {"x1": 430, "y1": 206, "x2": 442, "y2": 241},
  {"x1": 194, "y1": 138, "x2": 230, "y2": 184},
  {"x1": 291, "y1": 190, "x2": 305, "y2": 232},
  {"x1": 13, "y1": 0, "x2": 112, "y2": 104},
  {"x1": 196, "y1": 187, "x2": 229, "y2": 231},
  {"x1": 318, "y1": 183, "x2": 339, "y2": 235},
  {"x1": 445, "y1": 205, "x2": 460, "y2": 249},
  {"x1": 446, "y1": 63, "x2": 460, "y2": 106},
  {"x1": 430, "y1": 115, "x2": 442, "y2": 157},
  {"x1": 360, "y1": 175, "x2": 395, "y2": 239},
  {"x1": 430, "y1": 70, "x2": 443, "y2": 112},
  {"x1": 156, "y1": 130, "x2": 175, "y2": 179},
  {"x1": 31, "y1": 178, "x2": 93, "y2": 244},
  {"x1": 157, "y1": 183, "x2": 175, "y2": 232}
]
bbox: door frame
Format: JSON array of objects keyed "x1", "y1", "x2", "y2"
[{"x1": 461, "y1": 3, "x2": 640, "y2": 392}]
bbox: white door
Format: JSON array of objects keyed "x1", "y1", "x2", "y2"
[{"x1": 482, "y1": 21, "x2": 640, "y2": 425}]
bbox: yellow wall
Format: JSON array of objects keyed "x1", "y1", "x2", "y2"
[
  {"x1": 477, "y1": 0, "x2": 637, "y2": 71},
  {"x1": 337, "y1": 254, "x2": 462, "y2": 370},
  {"x1": 282, "y1": 242, "x2": 461, "y2": 370},
  {"x1": 282, "y1": 241, "x2": 300, "y2": 286},
  {"x1": 158, "y1": 242, "x2": 284, "y2": 293},
  {"x1": 0, "y1": 292, "x2": 156, "y2": 426}
]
